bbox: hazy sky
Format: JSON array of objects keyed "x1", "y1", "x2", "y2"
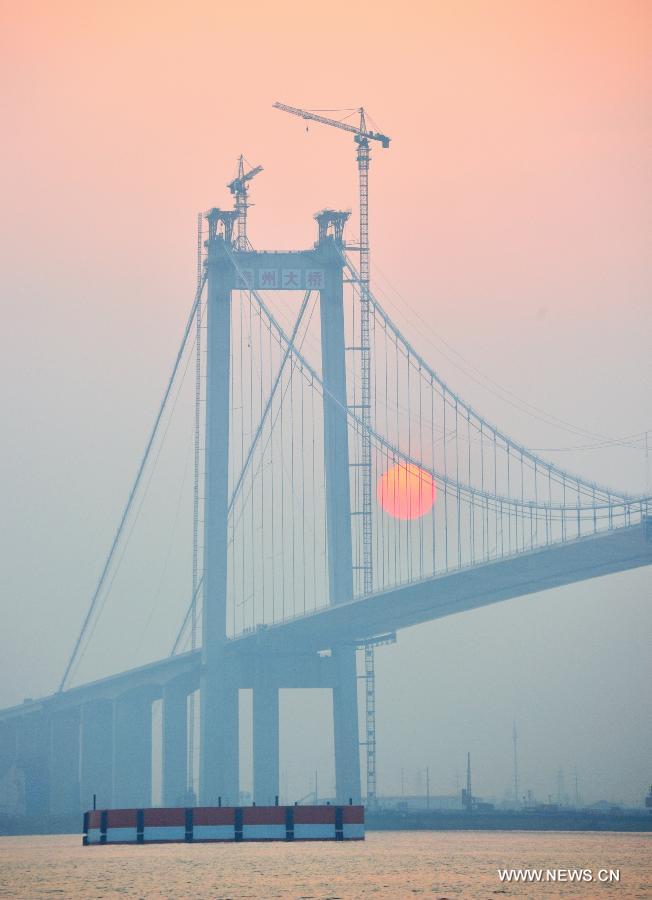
[{"x1": 1, "y1": 1, "x2": 650, "y2": 805}]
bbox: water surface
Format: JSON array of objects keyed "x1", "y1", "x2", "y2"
[{"x1": 0, "y1": 831, "x2": 650, "y2": 898}]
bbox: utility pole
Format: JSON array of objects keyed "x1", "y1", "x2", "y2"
[
  {"x1": 557, "y1": 768, "x2": 565, "y2": 806},
  {"x1": 467, "y1": 753, "x2": 472, "y2": 806},
  {"x1": 574, "y1": 766, "x2": 580, "y2": 807},
  {"x1": 512, "y1": 722, "x2": 519, "y2": 807},
  {"x1": 462, "y1": 752, "x2": 473, "y2": 811}
]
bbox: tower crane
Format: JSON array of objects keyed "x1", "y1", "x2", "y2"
[
  {"x1": 273, "y1": 102, "x2": 391, "y2": 807},
  {"x1": 272, "y1": 103, "x2": 390, "y2": 149},
  {"x1": 227, "y1": 156, "x2": 263, "y2": 251}
]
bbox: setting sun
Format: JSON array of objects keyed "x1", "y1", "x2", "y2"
[{"x1": 377, "y1": 463, "x2": 436, "y2": 520}]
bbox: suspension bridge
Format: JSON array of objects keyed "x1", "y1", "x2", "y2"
[{"x1": 0, "y1": 120, "x2": 650, "y2": 822}]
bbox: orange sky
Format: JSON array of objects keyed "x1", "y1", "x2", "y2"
[{"x1": 1, "y1": 3, "x2": 649, "y2": 431}]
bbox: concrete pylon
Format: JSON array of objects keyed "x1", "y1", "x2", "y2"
[
  {"x1": 162, "y1": 680, "x2": 188, "y2": 806},
  {"x1": 49, "y1": 707, "x2": 81, "y2": 815},
  {"x1": 0, "y1": 719, "x2": 19, "y2": 815},
  {"x1": 253, "y1": 673, "x2": 279, "y2": 805},
  {"x1": 332, "y1": 646, "x2": 361, "y2": 802},
  {"x1": 16, "y1": 712, "x2": 50, "y2": 816},
  {"x1": 200, "y1": 233, "x2": 239, "y2": 805},
  {"x1": 113, "y1": 688, "x2": 154, "y2": 808},
  {"x1": 0, "y1": 719, "x2": 17, "y2": 783},
  {"x1": 318, "y1": 234, "x2": 361, "y2": 803},
  {"x1": 200, "y1": 671, "x2": 239, "y2": 805},
  {"x1": 319, "y1": 238, "x2": 354, "y2": 608},
  {"x1": 80, "y1": 699, "x2": 113, "y2": 811}
]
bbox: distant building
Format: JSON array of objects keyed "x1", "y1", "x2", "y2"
[{"x1": 377, "y1": 794, "x2": 462, "y2": 811}]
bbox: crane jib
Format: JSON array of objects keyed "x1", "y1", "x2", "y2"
[{"x1": 273, "y1": 101, "x2": 390, "y2": 148}]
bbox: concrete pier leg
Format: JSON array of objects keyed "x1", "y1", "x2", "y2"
[
  {"x1": 200, "y1": 665, "x2": 239, "y2": 805},
  {"x1": 319, "y1": 247, "x2": 354, "y2": 608},
  {"x1": 16, "y1": 713, "x2": 50, "y2": 816},
  {"x1": 318, "y1": 243, "x2": 361, "y2": 803},
  {"x1": 80, "y1": 699, "x2": 113, "y2": 811},
  {"x1": 162, "y1": 682, "x2": 188, "y2": 806},
  {"x1": 333, "y1": 647, "x2": 361, "y2": 803},
  {"x1": 0, "y1": 720, "x2": 19, "y2": 814},
  {"x1": 200, "y1": 239, "x2": 238, "y2": 805},
  {"x1": 0, "y1": 719, "x2": 17, "y2": 781},
  {"x1": 49, "y1": 708, "x2": 81, "y2": 815},
  {"x1": 253, "y1": 678, "x2": 279, "y2": 805},
  {"x1": 113, "y1": 689, "x2": 153, "y2": 808}
]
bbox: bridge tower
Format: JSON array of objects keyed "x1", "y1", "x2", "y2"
[
  {"x1": 200, "y1": 208, "x2": 239, "y2": 804},
  {"x1": 199, "y1": 208, "x2": 361, "y2": 805}
]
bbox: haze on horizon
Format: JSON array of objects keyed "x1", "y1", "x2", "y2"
[{"x1": 0, "y1": 0, "x2": 650, "y2": 808}]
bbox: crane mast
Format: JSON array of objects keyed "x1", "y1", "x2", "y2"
[
  {"x1": 356, "y1": 116, "x2": 376, "y2": 806},
  {"x1": 273, "y1": 102, "x2": 390, "y2": 806},
  {"x1": 228, "y1": 156, "x2": 263, "y2": 251},
  {"x1": 356, "y1": 115, "x2": 372, "y2": 598}
]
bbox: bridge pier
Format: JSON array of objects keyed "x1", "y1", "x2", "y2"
[
  {"x1": 80, "y1": 699, "x2": 113, "y2": 812},
  {"x1": 200, "y1": 665, "x2": 239, "y2": 804},
  {"x1": 49, "y1": 707, "x2": 81, "y2": 815},
  {"x1": 253, "y1": 676, "x2": 279, "y2": 805},
  {"x1": 332, "y1": 647, "x2": 361, "y2": 802},
  {"x1": 16, "y1": 712, "x2": 50, "y2": 816},
  {"x1": 0, "y1": 718, "x2": 17, "y2": 782},
  {"x1": 113, "y1": 688, "x2": 154, "y2": 808},
  {"x1": 0, "y1": 719, "x2": 18, "y2": 814},
  {"x1": 162, "y1": 680, "x2": 188, "y2": 806},
  {"x1": 319, "y1": 234, "x2": 361, "y2": 801}
]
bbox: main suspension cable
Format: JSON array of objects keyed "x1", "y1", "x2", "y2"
[{"x1": 58, "y1": 272, "x2": 207, "y2": 691}]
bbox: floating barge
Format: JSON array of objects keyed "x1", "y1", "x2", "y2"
[{"x1": 83, "y1": 804, "x2": 364, "y2": 844}]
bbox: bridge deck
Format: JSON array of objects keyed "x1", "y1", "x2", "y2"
[
  {"x1": 233, "y1": 523, "x2": 652, "y2": 652},
  {"x1": 1, "y1": 524, "x2": 649, "y2": 719}
]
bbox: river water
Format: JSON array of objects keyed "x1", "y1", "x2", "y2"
[{"x1": 0, "y1": 831, "x2": 650, "y2": 898}]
